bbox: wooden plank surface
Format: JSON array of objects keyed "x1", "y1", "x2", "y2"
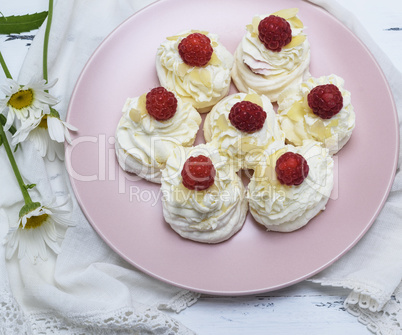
[{"x1": 168, "y1": 282, "x2": 371, "y2": 334}]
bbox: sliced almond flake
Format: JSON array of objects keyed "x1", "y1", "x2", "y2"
[
  {"x1": 244, "y1": 93, "x2": 263, "y2": 107},
  {"x1": 264, "y1": 166, "x2": 276, "y2": 180},
  {"x1": 325, "y1": 119, "x2": 339, "y2": 137},
  {"x1": 271, "y1": 8, "x2": 299, "y2": 20},
  {"x1": 254, "y1": 165, "x2": 276, "y2": 183},
  {"x1": 138, "y1": 93, "x2": 147, "y2": 111},
  {"x1": 189, "y1": 69, "x2": 212, "y2": 87},
  {"x1": 242, "y1": 143, "x2": 260, "y2": 153},
  {"x1": 216, "y1": 114, "x2": 229, "y2": 131},
  {"x1": 208, "y1": 52, "x2": 221, "y2": 66},
  {"x1": 286, "y1": 100, "x2": 305, "y2": 122},
  {"x1": 189, "y1": 70, "x2": 201, "y2": 83},
  {"x1": 166, "y1": 32, "x2": 190, "y2": 41},
  {"x1": 252, "y1": 16, "x2": 261, "y2": 34},
  {"x1": 267, "y1": 147, "x2": 287, "y2": 169},
  {"x1": 190, "y1": 29, "x2": 209, "y2": 36},
  {"x1": 177, "y1": 62, "x2": 190, "y2": 77},
  {"x1": 166, "y1": 35, "x2": 180, "y2": 41},
  {"x1": 283, "y1": 35, "x2": 306, "y2": 49},
  {"x1": 199, "y1": 69, "x2": 212, "y2": 87},
  {"x1": 240, "y1": 138, "x2": 259, "y2": 153},
  {"x1": 288, "y1": 16, "x2": 304, "y2": 29},
  {"x1": 129, "y1": 108, "x2": 141, "y2": 123},
  {"x1": 254, "y1": 165, "x2": 266, "y2": 179},
  {"x1": 328, "y1": 118, "x2": 339, "y2": 128},
  {"x1": 129, "y1": 94, "x2": 147, "y2": 122},
  {"x1": 300, "y1": 95, "x2": 311, "y2": 112},
  {"x1": 246, "y1": 23, "x2": 254, "y2": 33},
  {"x1": 310, "y1": 119, "x2": 326, "y2": 140}
]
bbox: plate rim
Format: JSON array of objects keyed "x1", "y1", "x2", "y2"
[{"x1": 65, "y1": 0, "x2": 400, "y2": 295}]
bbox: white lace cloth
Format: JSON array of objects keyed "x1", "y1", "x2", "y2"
[{"x1": 0, "y1": 0, "x2": 401, "y2": 334}]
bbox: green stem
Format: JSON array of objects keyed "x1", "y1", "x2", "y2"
[
  {"x1": 0, "y1": 122, "x2": 33, "y2": 205},
  {"x1": 0, "y1": 51, "x2": 12, "y2": 79},
  {"x1": 0, "y1": 114, "x2": 16, "y2": 135},
  {"x1": 43, "y1": 0, "x2": 53, "y2": 83}
]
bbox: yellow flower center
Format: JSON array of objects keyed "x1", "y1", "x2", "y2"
[
  {"x1": 39, "y1": 115, "x2": 48, "y2": 129},
  {"x1": 22, "y1": 213, "x2": 49, "y2": 229},
  {"x1": 8, "y1": 89, "x2": 34, "y2": 110}
]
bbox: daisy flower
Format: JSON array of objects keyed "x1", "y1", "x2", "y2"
[
  {"x1": 0, "y1": 78, "x2": 58, "y2": 131},
  {"x1": 4, "y1": 199, "x2": 74, "y2": 263},
  {"x1": 12, "y1": 108, "x2": 77, "y2": 161}
]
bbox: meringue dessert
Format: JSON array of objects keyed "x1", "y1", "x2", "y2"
[
  {"x1": 203, "y1": 89, "x2": 285, "y2": 171},
  {"x1": 161, "y1": 143, "x2": 248, "y2": 243},
  {"x1": 231, "y1": 8, "x2": 310, "y2": 102},
  {"x1": 115, "y1": 87, "x2": 201, "y2": 183},
  {"x1": 277, "y1": 74, "x2": 355, "y2": 155},
  {"x1": 247, "y1": 140, "x2": 334, "y2": 232},
  {"x1": 156, "y1": 30, "x2": 234, "y2": 113}
]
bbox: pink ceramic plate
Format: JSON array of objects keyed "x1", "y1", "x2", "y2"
[{"x1": 65, "y1": 0, "x2": 399, "y2": 295}]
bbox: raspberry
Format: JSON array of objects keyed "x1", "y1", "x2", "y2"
[
  {"x1": 146, "y1": 87, "x2": 177, "y2": 121},
  {"x1": 275, "y1": 152, "x2": 309, "y2": 186},
  {"x1": 307, "y1": 84, "x2": 343, "y2": 119},
  {"x1": 178, "y1": 33, "x2": 213, "y2": 67},
  {"x1": 228, "y1": 101, "x2": 267, "y2": 133},
  {"x1": 181, "y1": 155, "x2": 216, "y2": 191},
  {"x1": 258, "y1": 15, "x2": 292, "y2": 52}
]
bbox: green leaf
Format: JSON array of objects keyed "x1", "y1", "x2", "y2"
[
  {"x1": 0, "y1": 12, "x2": 48, "y2": 34},
  {"x1": 25, "y1": 184, "x2": 36, "y2": 190}
]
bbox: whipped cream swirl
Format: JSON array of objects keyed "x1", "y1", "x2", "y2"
[
  {"x1": 115, "y1": 94, "x2": 201, "y2": 183},
  {"x1": 161, "y1": 144, "x2": 248, "y2": 243},
  {"x1": 156, "y1": 30, "x2": 234, "y2": 113},
  {"x1": 247, "y1": 140, "x2": 334, "y2": 232},
  {"x1": 231, "y1": 9, "x2": 310, "y2": 102},
  {"x1": 277, "y1": 74, "x2": 355, "y2": 155},
  {"x1": 204, "y1": 90, "x2": 285, "y2": 171}
]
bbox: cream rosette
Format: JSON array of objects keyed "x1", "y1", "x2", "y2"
[
  {"x1": 203, "y1": 89, "x2": 285, "y2": 171},
  {"x1": 115, "y1": 93, "x2": 201, "y2": 183},
  {"x1": 231, "y1": 8, "x2": 310, "y2": 102},
  {"x1": 277, "y1": 74, "x2": 355, "y2": 155},
  {"x1": 247, "y1": 140, "x2": 334, "y2": 232},
  {"x1": 156, "y1": 30, "x2": 234, "y2": 113},
  {"x1": 161, "y1": 143, "x2": 248, "y2": 243}
]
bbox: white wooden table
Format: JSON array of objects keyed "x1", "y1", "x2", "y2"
[{"x1": 2, "y1": 0, "x2": 401, "y2": 334}]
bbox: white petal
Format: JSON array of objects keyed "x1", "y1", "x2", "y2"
[
  {"x1": 47, "y1": 117, "x2": 65, "y2": 142},
  {"x1": 4, "y1": 110, "x2": 15, "y2": 131},
  {"x1": 29, "y1": 128, "x2": 49, "y2": 157},
  {"x1": 63, "y1": 121, "x2": 78, "y2": 131},
  {"x1": 4, "y1": 231, "x2": 18, "y2": 260}
]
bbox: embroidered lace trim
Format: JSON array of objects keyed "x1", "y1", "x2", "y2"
[
  {"x1": 0, "y1": 289, "x2": 198, "y2": 335},
  {"x1": 309, "y1": 279, "x2": 402, "y2": 334}
]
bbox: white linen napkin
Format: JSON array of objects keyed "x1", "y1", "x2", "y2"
[
  {"x1": 1, "y1": 0, "x2": 401, "y2": 334},
  {"x1": 1, "y1": 0, "x2": 199, "y2": 334}
]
